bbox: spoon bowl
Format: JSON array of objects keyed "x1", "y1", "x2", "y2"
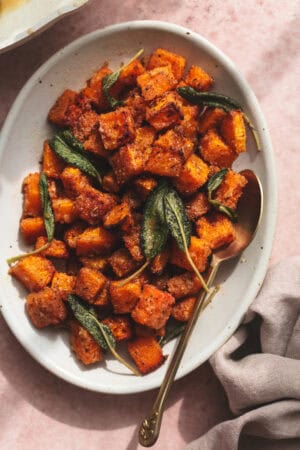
[{"x1": 139, "y1": 169, "x2": 263, "y2": 447}]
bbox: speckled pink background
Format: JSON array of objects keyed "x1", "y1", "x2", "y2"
[{"x1": 0, "y1": 1, "x2": 299, "y2": 449}]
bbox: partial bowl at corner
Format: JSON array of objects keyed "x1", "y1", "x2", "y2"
[{"x1": 0, "y1": 21, "x2": 276, "y2": 394}]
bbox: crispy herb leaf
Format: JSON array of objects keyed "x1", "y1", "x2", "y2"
[
  {"x1": 210, "y1": 200, "x2": 238, "y2": 222},
  {"x1": 207, "y1": 168, "x2": 228, "y2": 195},
  {"x1": 50, "y1": 134, "x2": 102, "y2": 183},
  {"x1": 102, "y1": 48, "x2": 144, "y2": 110},
  {"x1": 39, "y1": 172, "x2": 55, "y2": 242},
  {"x1": 158, "y1": 323, "x2": 186, "y2": 346},
  {"x1": 163, "y1": 188, "x2": 192, "y2": 252},
  {"x1": 59, "y1": 129, "x2": 85, "y2": 154},
  {"x1": 67, "y1": 294, "x2": 115, "y2": 351},
  {"x1": 177, "y1": 86, "x2": 241, "y2": 111},
  {"x1": 141, "y1": 180, "x2": 169, "y2": 259}
]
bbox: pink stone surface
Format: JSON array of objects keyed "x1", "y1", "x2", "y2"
[{"x1": 0, "y1": 1, "x2": 299, "y2": 449}]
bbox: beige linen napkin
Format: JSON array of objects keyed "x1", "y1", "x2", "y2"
[{"x1": 185, "y1": 257, "x2": 300, "y2": 450}]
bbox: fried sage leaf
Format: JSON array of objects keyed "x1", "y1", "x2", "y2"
[
  {"x1": 67, "y1": 294, "x2": 140, "y2": 375},
  {"x1": 58, "y1": 129, "x2": 85, "y2": 154},
  {"x1": 141, "y1": 180, "x2": 169, "y2": 259},
  {"x1": 102, "y1": 48, "x2": 144, "y2": 110},
  {"x1": 207, "y1": 169, "x2": 238, "y2": 222},
  {"x1": 39, "y1": 172, "x2": 55, "y2": 242},
  {"x1": 164, "y1": 188, "x2": 209, "y2": 292},
  {"x1": 50, "y1": 134, "x2": 102, "y2": 183},
  {"x1": 158, "y1": 323, "x2": 186, "y2": 346}
]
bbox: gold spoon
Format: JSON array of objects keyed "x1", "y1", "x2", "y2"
[{"x1": 139, "y1": 169, "x2": 263, "y2": 447}]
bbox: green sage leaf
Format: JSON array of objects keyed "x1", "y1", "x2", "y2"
[
  {"x1": 210, "y1": 200, "x2": 238, "y2": 222},
  {"x1": 207, "y1": 168, "x2": 228, "y2": 197},
  {"x1": 158, "y1": 323, "x2": 186, "y2": 346},
  {"x1": 67, "y1": 294, "x2": 115, "y2": 351},
  {"x1": 177, "y1": 86, "x2": 241, "y2": 111},
  {"x1": 50, "y1": 134, "x2": 102, "y2": 183},
  {"x1": 59, "y1": 129, "x2": 85, "y2": 154},
  {"x1": 39, "y1": 172, "x2": 55, "y2": 242},
  {"x1": 163, "y1": 188, "x2": 192, "y2": 252},
  {"x1": 141, "y1": 180, "x2": 169, "y2": 259}
]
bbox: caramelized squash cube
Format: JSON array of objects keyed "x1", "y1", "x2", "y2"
[
  {"x1": 51, "y1": 272, "x2": 76, "y2": 301},
  {"x1": 154, "y1": 129, "x2": 194, "y2": 161},
  {"x1": 196, "y1": 213, "x2": 236, "y2": 250},
  {"x1": 170, "y1": 236, "x2": 211, "y2": 273},
  {"x1": 83, "y1": 64, "x2": 112, "y2": 111},
  {"x1": 60, "y1": 166, "x2": 90, "y2": 198},
  {"x1": 134, "y1": 177, "x2": 157, "y2": 200},
  {"x1": 127, "y1": 336, "x2": 165, "y2": 374},
  {"x1": 109, "y1": 281, "x2": 141, "y2": 314},
  {"x1": 171, "y1": 296, "x2": 196, "y2": 322},
  {"x1": 173, "y1": 154, "x2": 209, "y2": 195},
  {"x1": 103, "y1": 202, "x2": 131, "y2": 229},
  {"x1": 70, "y1": 320, "x2": 102, "y2": 365},
  {"x1": 198, "y1": 107, "x2": 227, "y2": 135},
  {"x1": 76, "y1": 226, "x2": 117, "y2": 256},
  {"x1": 175, "y1": 105, "x2": 199, "y2": 141},
  {"x1": 110, "y1": 143, "x2": 151, "y2": 184},
  {"x1": 48, "y1": 89, "x2": 77, "y2": 127},
  {"x1": 150, "y1": 248, "x2": 169, "y2": 275},
  {"x1": 75, "y1": 186, "x2": 116, "y2": 225},
  {"x1": 199, "y1": 128, "x2": 237, "y2": 168},
  {"x1": 94, "y1": 283, "x2": 110, "y2": 307},
  {"x1": 123, "y1": 224, "x2": 144, "y2": 262},
  {"x1": 83, "y1": 129, "x2": 107, "y2": 158},
  {"x1": 137, "y1": 65, "x2": 177, "y2": 101},
  {"x1": 71, "y1": 109, "x2": 99, "y2": 142},
  {"x1": 108, "y1": 248, "x2": 137, "y2": 278},
  {"x1": 102, "y1": 171, "x2": 120, "y2": 194},
  {"x1": 185, "y1": 65, "x2": 213, "y2": 91},
  {"x1": 35, "y1": 236, "x2": 69, "y2": 258},
  {"x1": 75, "y1": 267, "x2": 107, "y2": 304},
  {"x1": 131, "y1": 284, "x2": 175, "y2": 330},
  {"x1": 167, "y1": 272, "x2": 202, "y2": 300},
  {"x1": 42, "y1": 141, "x2": 65, "y2": 179},
  {"x1": 99, "y1": 107, "x2": 135, "y2": 151},
  {"x1": 145, "y1": 91, "x2": 182, "y2": 130},
  {"x1": 145, "y1": 146, "x2": 183, "y2": 177},
  {"x1": 22, "y1": 173, "x2": 42, "y2": 217},
  {"x1": 116, "y1": 59, "x2": 145, "y2": 88},
  {"x1": 64, "y1": 222, "x2": 87, "y2": 249},
  {"x1": 10, "y1": 255, "x2": 55, "y2": 292},
  {"x1": 52, "y1": 197, "x2": 77, "y2": 224},
  {"x1": 26, "y1": 287, "x2": 67, "y2": 328},
  {"x1": 185, "y1": 192, "x2": 210, "y2": 222},
  {"x1": 148, "y1": 48, "x2": 186, "y2": 81},
  {"x1": 214, "y1": 170, "x2": 247, "y2": 209},
  {"x1": 124, "y1": 88, "x2": 146, "y2": 127},
  {"x1": 220, "y1": 110, "x2": 246, "y2": 153},
  {"x1": 20, "y1": 217, "x2": 46, "y2": 244},
  {"x1": 102, "y1": 315, "x2": 133, "y2": 341}
]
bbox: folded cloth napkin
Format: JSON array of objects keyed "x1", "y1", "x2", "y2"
[{"x1": 185, "y1": 257, "x2": 300, "y2": 450}]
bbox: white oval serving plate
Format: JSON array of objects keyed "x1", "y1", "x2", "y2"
[
  {"x1": 0, "y1": 21, "x2": 276, "y2": 394},
  {"x1": 0, "y1": 0, "x2": 89, "y2": 54}
]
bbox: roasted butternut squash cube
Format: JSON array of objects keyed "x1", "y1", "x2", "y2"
[
  {"x1": 70, "y1": 320, "x2": 102, "y2": 365},
  {"x1": 185, "y1": 192, "x2": 211, "y2": 222},
  {"x1": 20, "y1": 217, "x2": 46, "y2": 244},
  {"x1": 135, "y1": 125, "x2": 157, "y2": 148},
  {"x1": 75, "y1": 186, "x2": 116, "y2": 225},
  {"x1": 42, "y1": 141, "x2": 65, "y2": 179},
  {"x1": 64, "y1": 222, "x2": 87, "y2": 249},
  {"x1": 214, "y1": 170, "x2": 248, "y2": 209},
  {"x1": 99, "y1": 107, "x2": 136, "y2": 151},
  {"x1": 185, "y1": 65, "x2": 213, "y2": 91},
  {"x1": 171, "y1": 296, "x2": 196, "y2": 322},
  {"x1": 79, "y1": 256, "x2": 108, "y2": 272},
  {"x1": 196, "y1": 213, "x2": 236, "y2": 250},
  {"x1": 220, "y1": 110, "x2": 246, "y2": 153},
  {"x1": 26, "y1": 287, "x2": 67, "y2": 328},
  {"x1": 124, "y1": 88, "x2": 146, "y2": 127},
  {"x1": 198, "y1": 107, "x2": 227, "y2": 135},
  {"x1": 131, "y1": 284, "x2": 175, "y2": 330},
  {"x1": 83, "y1": 129, "x2": 107, "y2": 158},
  {"x1": 150, "y1": 248, "x2": 169, "y2": 275},
  {"x1": 173, "y1": 154, "x2": 209, "y2": 195},
  {"x1": 48, "y1": 89, "x2": 77, "y2": 127},
  {"x1": 22, "y1": 173, "x2": 42, "y2": 217},
  {"x1": 127, "y1": 336, "x2": 165, "y2": 374},
  {"x1": 167, "y1": 272, "x2": 202, "y2": 300},
  {"x1": 110, "y1": 143, "x2": 151, "y2": 184},
  {"x1": 35, "y1": 236, "x2": 69, "y2": 258},
  {"x1": 10, "y1": 255, "x2": 55, "y2": 292},
  {"x1": 60, "y1": 167, "x2": 90, "y2": 198},
  {"x1": 134, "y1": 323, "x2": 165, "y2": 338},
  {"x1": 94, "y1": 282, "x2": 110, "y2": 307},
  {"x1": 102, "y1": 171, "x2": 120, "y2": 194},
  {"x1": 71, "y1": 109, "x2": 99, "y2": 142},
  {"x1": 52, "y1": 197, "x2": 77, "y2": 224},
  {"x1": 51, "y1": 272, "x2": 76, "y2": 301},
  {"x1": 108, "y1": 248, "x2": 137, "y2": 278},
  {"x1": 75, "y1": 267, "x2": 107, "y2": 304},
  {"x1": 76, "y1": 226, "x2": 117, "y2": 256},
  {"x1": 199, "y1": 128, "x2": 237, "y2": 168},
  {"x1": 123, "y1": 224, "x2": 144, "y2": 262},
  {"x1": 102, "y1": 315, "x2": 133, "y2": 341},
  {"x1": 116, "y1": 59, "x2": 145, "y2": 89},
  {"x1": 145, "y1": 91, "x2": 182, "y2": 130},
  {"x1": 137, "y1": 65, "x2": 177, "y2": 101},
  {"x1": 148, "y1": 48, "x2": 186, "y2": 81},
  {"x1": 175, "y1": 105, "x2": 199, "y2": 141},
  {"x1": 170, "y1": 236, "x2": 211, "y2": 273},
  {"x1": 134, "y1": 177, "x2": 158, "y2": 200},
  {"x1": 145, "y1": 146, "x2": 183, "y2": 177},
  {"x1": 109, "y1": 281, "x2": 141, "y2": 314},
  {"x1": 154, "y1": 129, "x2": 194, "y2": 161},
  {"x1": 103, "y1": 202, "x2": 131, "y2": 228}
]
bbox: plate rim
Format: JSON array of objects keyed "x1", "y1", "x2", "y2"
[{"x1": 0, "y1": 20, "x2": 277, "y2": 394}]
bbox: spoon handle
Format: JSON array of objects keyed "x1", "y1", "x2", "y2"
[{"x1": 139, "y1": 263, "x2": 219, "y2": 447}]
